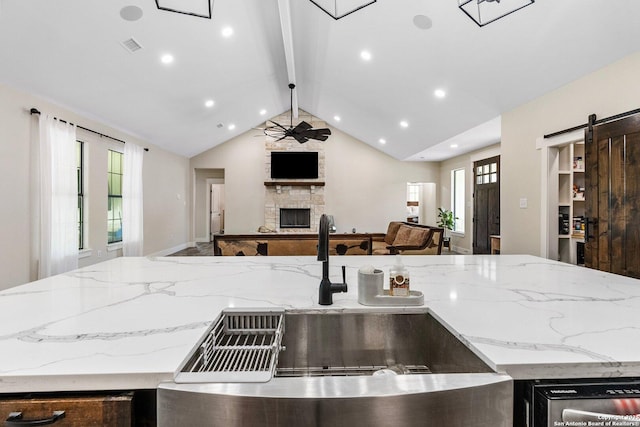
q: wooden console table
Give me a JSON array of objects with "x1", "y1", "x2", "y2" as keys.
[{"x1": 490, "y1": 235, "x2": 501, "y2": 254}]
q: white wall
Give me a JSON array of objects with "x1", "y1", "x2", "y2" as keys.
[
  {"x1": 501, "y1": 52, "x2": 640, "y2": 256},
  {"x1": 0, "y1": 83, "x2": 190, "y2": 290},
  {"x1": 190, "y1": 124, "x2": 439, "y2": 235}
]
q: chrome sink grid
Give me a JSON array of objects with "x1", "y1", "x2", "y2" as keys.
[
  {"x1": 275, "y1": 364, "x2": 431, "y2": 377},
  {"x1": 174, "y1": 308, "x2": 285, "y2": 383}
]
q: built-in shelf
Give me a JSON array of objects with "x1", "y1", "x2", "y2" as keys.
[
  {"x1": 264, "y1": 181, "x2": 325, "y2": 187},
  {"x1": 550, "y1": 139, "x2": 585, "y2": 265}
]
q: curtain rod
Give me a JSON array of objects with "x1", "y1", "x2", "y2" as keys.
[
  {"x1": 30, "y1": 108, "x2": 149, "y2": 152},
  {"x1": 543, "y1": 107, "x2": 640, "y2": 139}
]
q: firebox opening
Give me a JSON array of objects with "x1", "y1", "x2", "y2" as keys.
[{"x1": 280, "y1": 208, "x2": 311, "y2": 229}]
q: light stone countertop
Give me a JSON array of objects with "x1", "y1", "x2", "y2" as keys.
[{"x1": 1, "y1": 254, "x2": 639, "y2": 392}]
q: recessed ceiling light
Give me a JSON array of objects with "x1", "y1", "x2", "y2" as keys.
[
  {"x1": 120, "y1": 5, "x2": 143, "y2": 22},
  {"x1": 413, "y1": 14, "x2": 433, "y2": 30},
  {"x1": 221, "y1": 26, "x2": 234, "y2": 38},
  {"x1": 450, "y1": 144, "x2": 459, "y2": 148},
  {"x1": 379, "y1": 138, "x2": 386, "y2": 144},
  {"x1": 160, "y1": 54, "x2": 174, "y2": 65},
  {"x1": 205, "y1": 99, "x2": 214, "y2": 108},
  {"x1": 434, "y1": 89, "x2": 446, "y2": 98},
  {"x1": 259, "y1": 109, "x2": 267, "y2": 116},
  {"x1": 400, "y1": 120, "x2": 409, "y2": 128},
  {"x1": 334, "y1": 115, "x2": 341, "y2": 122},
  {"x1": 360, "y1": 50, "x2": 372, "y2": 61},
  {"x1": 228, "y1": 124, "x2": 236, "y2": 130}
]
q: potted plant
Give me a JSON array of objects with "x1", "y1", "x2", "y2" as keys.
[{"x1": 437, "y1": 208, "x2": 457, "y2": 249}]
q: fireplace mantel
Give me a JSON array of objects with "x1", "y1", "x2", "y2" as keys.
[{"x1": 264, "y1": 181, "x2": 325, "y2": 187}]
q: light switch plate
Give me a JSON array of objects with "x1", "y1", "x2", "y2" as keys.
[{"x1": 519, "y1": 198, "x2": 528, "y2": 209}]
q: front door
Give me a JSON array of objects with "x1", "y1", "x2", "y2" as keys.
[
  {"x1": 585, "y1": 114, "x2": 640, "y2": 277},
  {"x1": 473, "y1": 156, "x2": 500, "y2": 254}
]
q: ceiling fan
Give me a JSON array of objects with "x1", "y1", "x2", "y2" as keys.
[{"x1": 263, "y1": 84, "x2": 331, "y2": 143}]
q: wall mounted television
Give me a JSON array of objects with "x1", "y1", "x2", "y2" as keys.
[{"x1": 270, "y1": 151, "x2": 318, "y2": 179}]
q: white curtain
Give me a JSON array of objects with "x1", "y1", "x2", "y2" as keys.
[
  {"x1": 38, "y1": 114, "x2": 78, "y2": 278},
  {"x1": 123, "y1": 143, "x2": 144, "y2": 256}
]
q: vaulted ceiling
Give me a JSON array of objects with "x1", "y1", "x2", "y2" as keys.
[{"x1": 1, "y1": 0, "x2": 639, "y2": 160}]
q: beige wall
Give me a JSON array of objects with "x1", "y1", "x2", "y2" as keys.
[
  {"x1": 501, "y1": 52, "x2": 640, "y2": 256},
  {"x1": 0, "y1": 83, "x2": 190, "y2": 290},
  {"x1": 324, "y1": 128, "x2": 439, "y2": 233},
  {"x1": 190, "y1": 124, "x2": 439, "y2": 235}
]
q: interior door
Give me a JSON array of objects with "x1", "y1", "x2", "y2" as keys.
[
  {"x1": 585, "y1": 114, "x2": 640, "y2": 278},
  {"x1": 473, "y1": 156, "x2": 500, "y2": 254},
  {"x1": 210, "y1": 184, "x2": 225, "y2": 240}
]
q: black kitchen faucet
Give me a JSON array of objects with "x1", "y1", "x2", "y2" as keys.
[{"x1": 317, "y1": 214, "x2": 348, "y2": 305}]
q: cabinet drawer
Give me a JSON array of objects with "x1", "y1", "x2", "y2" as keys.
[{"x1": 0, "y1": 393, "x2": 132, "y2": 427}]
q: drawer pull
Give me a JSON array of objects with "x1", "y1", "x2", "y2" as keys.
[{"x1": 5, "y1": 410, "x2": 65, "y2": 426}]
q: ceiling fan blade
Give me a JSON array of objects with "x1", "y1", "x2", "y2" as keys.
[
  {"x1": 267, "y1": 120, "x2": 289, "y2": 131},
  {"x1": 292, "y1": 121, "x2": 312, "y2": 134},
  {"x1": 293, "y1": 133, "x2": 309, "y2": 143},
  {"x1": 301, "y1": 128, "x2": 331, "y2": 141}
]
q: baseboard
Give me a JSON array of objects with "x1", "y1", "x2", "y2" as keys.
[
  {"x1": 148, "y1": 242, "x2": 195, "y2": 257},
  {"x1": 195, "y1": 237, "x2": 210, "y2": 243}
]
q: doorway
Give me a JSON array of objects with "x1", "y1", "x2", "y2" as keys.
[
  {"x1": 194, "y1": 168, "x2": 224, "y2": 243},
  {"x1": 473, "y1": 156, "x2": 500, "y2": 254},
  {"x1": 406, "y1": 183, "x2": 437, "y2": 225},
  {"x1": 585, "y1": 114, "x2": 640, "y2": 278}
]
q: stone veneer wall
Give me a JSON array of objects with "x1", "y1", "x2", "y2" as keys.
[{"x1": 264, "y1": 110, "x2": 326, "y2": 233}]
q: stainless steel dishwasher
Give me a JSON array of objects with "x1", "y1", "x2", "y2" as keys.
[
  {"x1": 530, "y1": 381, "x2": 640, "y2": 426},
  {"x1": 158, "y1": 308, "x2": 513, "y2": 427}
]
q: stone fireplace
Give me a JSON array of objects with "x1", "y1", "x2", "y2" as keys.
[{"x1": 264, "y1": 110, "x2": 326, "y2": 233}]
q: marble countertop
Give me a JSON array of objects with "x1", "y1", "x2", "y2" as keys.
[{"x1": 1, "y1": 254, "x2": 640, "y2": 393}]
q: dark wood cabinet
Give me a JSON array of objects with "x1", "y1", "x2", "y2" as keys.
[
  {"x1": 0, "y1": 394, "x2": 132, "y2": 427},
  {"x1": 0, "y1": 391, "x2": 158, "y2": 427}
]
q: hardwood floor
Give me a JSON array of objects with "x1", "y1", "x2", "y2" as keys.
[{"x1": 168, "y1": 243, "x2": 215, "y2": 256}]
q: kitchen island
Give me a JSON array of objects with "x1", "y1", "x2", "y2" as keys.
[{"x1": 1, "y1": 255, "x2": 640, "y2": 424}]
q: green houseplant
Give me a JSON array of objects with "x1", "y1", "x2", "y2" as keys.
[{"x1": 437, "y1": 208, "x2": 457, "y2": 248}]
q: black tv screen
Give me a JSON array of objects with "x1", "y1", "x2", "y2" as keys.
[{"x1": 270, "y1": 151, "x2": 318, "y2": 179}]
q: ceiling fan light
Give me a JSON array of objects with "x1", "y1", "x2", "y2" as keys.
[{"x1": 458, "y1": 0, "x2": 534, "y2": 27}]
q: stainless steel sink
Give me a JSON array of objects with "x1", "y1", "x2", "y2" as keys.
[
  {"x1": 276, "y1": 310, "x2": 492, "y2": 377},
  {"x1": 158, "y1": 309, "x2": 513, "y2": 427}
]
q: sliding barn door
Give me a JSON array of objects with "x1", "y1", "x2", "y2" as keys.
[{"x1": 585, "y1": 114, "x2": 640, "y2": 278}]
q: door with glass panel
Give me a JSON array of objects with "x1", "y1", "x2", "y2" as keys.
[{"x1": 473, "y1": 156, "x2": 500, "y2": 254}]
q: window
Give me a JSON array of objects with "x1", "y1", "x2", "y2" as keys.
[
  {"x1": 407, "y1": 183, "x2": 420, "y2": 202},
  {"x1": 77, "y1": 141, "x2": 84, "y2": 250},
  {"x1": 476, "y1": 161, "x2": 498, "y2": 185},
  {"x1": 451, "y1": 168, "x2": 465, "y2": 233},
  {"x1": 107, "y1": 150, "x2": 123, "y2": 244}
]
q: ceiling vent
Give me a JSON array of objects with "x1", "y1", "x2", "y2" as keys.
[{"x1": 120, "y1": 37, "x2": 143, "y2": 53}]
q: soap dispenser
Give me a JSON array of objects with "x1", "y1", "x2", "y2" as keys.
[{"x1": 389, "y1": 255, "x2": 410, "y2": 297}]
